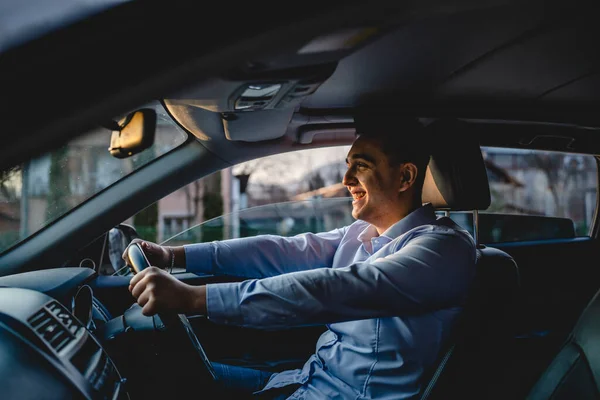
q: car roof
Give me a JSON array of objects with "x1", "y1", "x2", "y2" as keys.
[
  {"x1": 1, "y1": 0, "x2": 599, "y2": 172},
  {"x1": 0, "y1": 0, "x2": 125, "y2": 53}
]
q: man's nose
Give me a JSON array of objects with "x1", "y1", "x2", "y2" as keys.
[{"x1": 342, "y1": 168, "x2": 356, "y2": 186}]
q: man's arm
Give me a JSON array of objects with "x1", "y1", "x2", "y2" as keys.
[
  {"x1": 183, "y1": 227, "x2": 348, "y2": 278},
  {"x1": 199, "y1": 229, "x2": 476, "y2": 329}
]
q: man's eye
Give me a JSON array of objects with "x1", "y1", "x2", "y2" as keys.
[{"x1": 356, "y1": 163, "x2": 368, "y2": 169}]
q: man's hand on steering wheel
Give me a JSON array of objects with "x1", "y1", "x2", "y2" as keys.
[
  {"x1": 126, "y1": 268, "x2": 217, "y2": 387},
  {"x1": 122, "y1": 239, "x2": 171, "y2": 270},
  {"x1": 129, "y1": 267, "x2": 206, "y2": 316}
]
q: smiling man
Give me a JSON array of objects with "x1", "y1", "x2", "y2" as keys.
[{"x1": 127, "y1": 116, "x2": 476, "y2": 399}]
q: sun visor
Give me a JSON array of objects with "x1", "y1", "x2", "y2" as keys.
[
  {"x1": 222, "y1": 108, "x2": 295, "y2": 142},
  {"x1": 163, "y1": 101, "x2": 295, "y2": 142}
]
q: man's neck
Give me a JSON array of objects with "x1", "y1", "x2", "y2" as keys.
[{"x1": 373, "y1": 202, "x2": 422, "y2": 235}]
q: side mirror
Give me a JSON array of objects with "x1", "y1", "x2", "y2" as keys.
[
  {"x1": 106, "y1": 223, "x2": 141, "y2": 275},
  {"x1": 108, "y1": 109, "x2": 156, "y2": 159}
]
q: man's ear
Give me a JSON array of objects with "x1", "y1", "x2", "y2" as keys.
[{"x1": 398, "y1": 163, "x2": 418, "y2": 193}]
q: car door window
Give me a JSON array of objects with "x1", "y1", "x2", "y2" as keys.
[
  {"x1": 112, "y1": 145, "x2": 598, "y2": 275},
  {"x1": 448, "y1": 147, "x2": 598, "y2": 243},
  {"x1": 123, "y1": 146, "x2": 351, "y2": 245},
  {"x1": 106, "y1": 146, "x2": 351, "y2": 275},
  {"x1": 162, "y1": 197, "x2": 354, "y2": 246}
]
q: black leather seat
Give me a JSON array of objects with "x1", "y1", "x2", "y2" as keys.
[
  {"x1": 526, "y1": 289, "x2": 600, "y2": 400},
  {"x1": 419, "y1": 245, "x2": 520, "y2": 399},
  {"x1": 418, "y1": 120, "x2": 521, "y2": 399}
]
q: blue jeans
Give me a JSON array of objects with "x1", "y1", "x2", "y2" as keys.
[{"x1": 212, "y1": 362, "x2": 300, "y2": 399}]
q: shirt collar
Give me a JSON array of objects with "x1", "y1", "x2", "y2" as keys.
[
  {"x1": 357, "y1": 203, "x2": 438, "y2": 244},
  {"x1": 382, "y1": 203, "x2": 437, "y2": 239},
  {"x1": 357, "y1": 224, "x2": 379, "y2": 244}
]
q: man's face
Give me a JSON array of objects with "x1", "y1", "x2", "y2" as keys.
[{"x1": 343, "y1": 136, "x2": 406, "y2": 226}]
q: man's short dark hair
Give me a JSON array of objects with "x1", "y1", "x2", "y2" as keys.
[{"x1": 354, "y1": 112, "x2": 430, "y2": 194}]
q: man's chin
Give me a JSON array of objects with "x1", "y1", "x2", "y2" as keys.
[{"x1": 351, "y1": 205, "x2": 364, "y2": 220}]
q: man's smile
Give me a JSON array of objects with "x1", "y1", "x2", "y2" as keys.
[{"x1": 350, "y1": 189, "x2": 367, "y2": 205}]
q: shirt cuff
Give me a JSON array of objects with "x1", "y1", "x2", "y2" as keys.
[
  {"x1": 183, "y1": 243, "x2": 213, "y2": 275},
  {"x1": 206, "y1": 283, "x2": 244, "y2": 325}
]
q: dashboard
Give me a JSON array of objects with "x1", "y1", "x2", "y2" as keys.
[{"x1": 0, "y1": 268, "x2": 125, "y2": 400}]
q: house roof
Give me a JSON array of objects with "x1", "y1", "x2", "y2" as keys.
[{"x1": 292, "y1": 182, "x2": 348, "y2": 201}]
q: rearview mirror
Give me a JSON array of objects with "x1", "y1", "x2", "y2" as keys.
[{"x1": 108, "y1": 109, "x2": 156, "y2": 158}]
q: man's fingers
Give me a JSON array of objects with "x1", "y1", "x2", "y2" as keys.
[
  {"x1": 131, "y1": 279, "x2": 152, "y2": 299},
  {"x1": 130, "y1": 267, "x2": 163, "y2": 297},
  {"x1": 129, "y1": 266, "x2": 166, "y2": 316},
  {"x1": 129, "y1": 270, "x2": 146, "y2": 299},
  {"x1": 129, "y1": 266, "x2": 155, "y2": 288},
  {"x1": 137, "y1": 288, "x2": 151, "y2": 307},
  {"x1": 141, "y1": 241, "x2": 160, "y2": 255},
  {"x1": 142, "y1": 299, "x2": 157, "y2": 316}
]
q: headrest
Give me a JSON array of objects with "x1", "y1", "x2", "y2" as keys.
[{"x1": 422, "y1": 119, "x2": 491, "y2": 211}]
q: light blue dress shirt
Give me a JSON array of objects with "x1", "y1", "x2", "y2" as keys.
[{"x1": 184, "y1": 204, "x2": 476, "y2": 399}]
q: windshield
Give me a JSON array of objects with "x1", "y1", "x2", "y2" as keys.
[{"x1": 0, "y1": 102, "x2": 187, "y2": 254}]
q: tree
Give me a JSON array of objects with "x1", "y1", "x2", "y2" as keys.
[
  {"x1": 183, "y1": 180, "x2": 202, "y2": 222},
  {"x1": 528, "y1": 153, "x2": 566, "y2": 216},
  {"x1": 232, "y1": 152, "x2": 304, "y2": 193},
  {"x1": 202, "y1": 192, "x2": 223, "y2": 220},
  {"x1": 263, "y1": 183, "x2": 289, "y2": 203},
  {"x1": 202, "y1": 172, "x2": 223, "y2": 221},
  {"x1": 0, "y1": 165, "x2": 22, "y2": 250},
  {"x1": 131, "y1": 147, "x2": 159, "y2": 241},
  {"x1": 46, "y1": 146, "x2": 72, "y2": 221},
  {"x1": 308, "y1": 171, "x2": 326, "y2": 191},
  {"x1": 0, "y1": 165, "x2": 20, "y2": 201},
  {"x1": 201, "y1": 191, "x2": 223, "y2": 242},
  {"x1": 133, "y1": 203, "x2": 159, "y2": 242},
  {"x1": 334, "y1": 168, "x2": 344, "y2": 187}
]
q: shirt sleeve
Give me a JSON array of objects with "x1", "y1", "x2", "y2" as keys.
[
  {"x1": 205, "y1": 228, "x2": 476, "y2": 329},
  {"x1": 183, "y1": 227, "x2": 347, "y2": 279}
]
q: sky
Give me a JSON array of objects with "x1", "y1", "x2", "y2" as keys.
[{"x1": 233, "y1": 145, "x2": 351, "y2": 186}]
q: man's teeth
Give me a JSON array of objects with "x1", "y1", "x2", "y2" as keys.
[{"x1": 353, "y1": 192, "x2": 365, "y2": 199}]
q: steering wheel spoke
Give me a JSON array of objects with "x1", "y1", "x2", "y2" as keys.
[{"x1": 157, "y1": 312, "x2": 218, "y2": 382}]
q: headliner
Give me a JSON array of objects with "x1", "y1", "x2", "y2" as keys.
[
  {"x1": 2, "y1": 0, "x2": 600, "y2": 171},
  {"x1": 164, "y1": 0, "x2": 600, "y2": 157}
]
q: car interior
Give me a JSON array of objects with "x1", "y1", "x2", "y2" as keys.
[{"x1": 2, "y1": 0, "x2": 600, "y2": 399}]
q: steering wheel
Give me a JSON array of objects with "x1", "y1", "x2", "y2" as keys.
[{"x1": 125, "y1": 243, "x2": 218, "y2": 385}]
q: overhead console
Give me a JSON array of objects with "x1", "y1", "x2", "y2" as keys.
[
  {"x1": 164, "y1": 63, "x2": 338, "y2": 142},
  {"x1": 166, "y1": 62, "x2": 336, "y2": 110},
  {"x1": 227, "y1": 63, "x2": 337, "y2": 113}
]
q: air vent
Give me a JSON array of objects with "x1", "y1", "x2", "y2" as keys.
[{"x1": 29, "y1": 301, "x2": 81, "y2": 353}]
